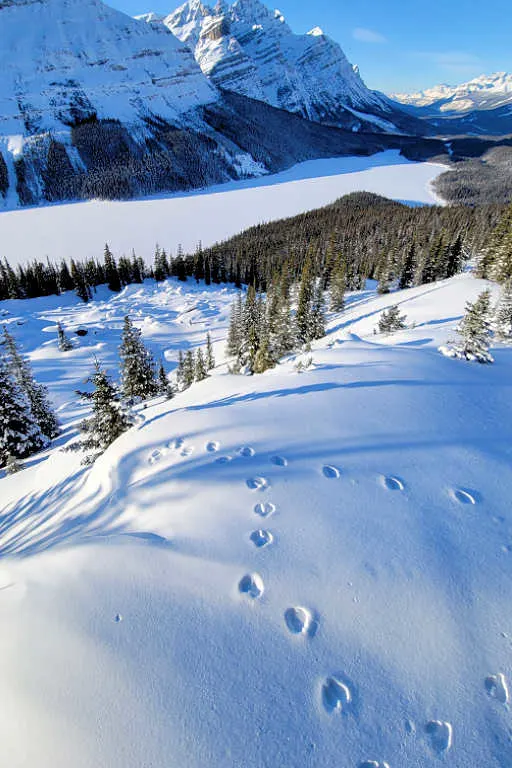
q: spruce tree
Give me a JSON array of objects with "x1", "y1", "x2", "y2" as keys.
[
  {"x1": 378, "y1": 305, "x2": 407, "y2": 334},
  {"x1": 195, "y1": 348, "x2": 208, "y2": 381},
  {"x1": 296, "y1": 258, "x2": 314, "y2": 344},
  {"x1": 3, "y1": 328, "x2": 60, "y2": 440},
  {"x1": 71, "y1": 260, "x2": 90, "y2": 303},
  {"x1": 0, "y1": 355, "x2": 46, "y2": 466},
  {"x1": 206, "y1": 333, "x2": 215, "y2": 370},
  {"x1": 182, "y1": 350, "x2": 195, "y2": 389},
  {"x1": 449, "y1": 290, "x2": 493, "y2": 363},
  {"x1": 377, "y1": 254, "x2": 393, "y2": 294},
  {"x1": 253, "y1": 337, "x2": 275, "y2": 374},
  {"x1": 399, "y1": 244, "x2": 416, "y2": 290},
  {"x1": 311, "y1": 283, "x2": 326, "y2": 340},
  {"x1": 446, "y1": 234, "x2": 464, "y2": 278},
  {"x1": 330, "y1": 261, "x2": 346, "y2": 311},
  {"x1": 104, "y1": 244, "x2": 121, "y2": 293},
  {"x1": 75, "y1": 361, "x2": 134, "y2": 464},
  {"x1": 157, "y1": 361, "x2": 174, "y2": 399},
  {"x1": 226, "y1": 293, "x2": 243, "y2": 358},
  {"x1": 119, "y1": 316, "x2": 158, "y2": 401},
  {"x1": 495, "y1": 279, "x2": 512, "y2": 339},
  {"x1": 176, "y1": 350, "x2": 186, "y2": 391},
  {"x1": 57, "y1": 322, "x2": 73, "y2": 352}
]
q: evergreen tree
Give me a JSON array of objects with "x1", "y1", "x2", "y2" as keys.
[
  {"x1": 75, "y1": 361, "x2": 134, "y2": 464},
  {"x1": 310, "y1": 283, "x2": 326, "y2": 340},
  {"x1": 176, "y1": 350, "x2": 185, "y2": 391},
  {"x1": 71, "y1": 260, "x2": 90, "y2": 303},
  {"x1": 3, "y1": 328, "x2": 60, "y2": 440},
  {"x1": 296, "y1": 257, "x2": 314, "y2": 344},
  {"x1": 448, "y1": 290, "x2": 493, "y2": 363},
  {"x1": 269, "y1": 274, "x2": 296, "y2": 360},
  {"x1": 399, "y1": 243, "x2": 416, "y2": 290},
  {"x1": 226, "y1": 293, "x2": 243, "y2": 358},
  {"x1": 241, "y1": 285, "x2": 261, "y2": 373},
  {"x1": 157, "y1": 360, "x2": 174, "y2": 399},
  {"x1": 195, "y1": 348, "x2": 208, "y2": 381},
  {"x1": 378, "y1": 305, "x2": 407, "y2": 334},
  {"x1": 479, "y1": 205, "x2": 512, "y2": 280},
  {"x1": 119, "y1": 316, "x2": 158, "y2": 401},
  {"x1": 377, "y1": 254, "x2": 394, "y2": 295},
  {"x1": 495, "y1": 279, "x2": 512, "y2": 339},
  {"x1": 446, "y1": 234, "x2": 464, "y2": 278},
  {"x1": 206, "y1": 333, "x2": 215, "y2": 370},
  {"x1": 182, "y1": 350, "x2": 195, "y2": 388},
  {"x1": 5, "y1": 453, "x2": 22, "y2": 475},
  {"x1": 131, "y1": 251, "x2": 143, "y2": 284},
  {"x1": 253, "y1": 337, "x2": 275, "y2": 374},
  {"x1": 104, "y1": 244, "x2": 121, "y2": 293},
  {"x1": 330, "y1": 260, "x2": 346, "y2": 311},
  {"x1": 57, "y1": 322, "x2": 73, "y2": 352},
  {"x1": 0, "y1": 354, "x2": 46, "y2": 466}
]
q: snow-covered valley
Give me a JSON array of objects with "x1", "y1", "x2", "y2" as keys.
[
  {"x1": 1, "y1": 270, "x2": 511, "y2": 767},
  {"x1": 0, "y1": 152, "x2": 446, "y2": 266}
]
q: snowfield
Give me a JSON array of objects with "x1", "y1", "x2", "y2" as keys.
[
  {"x1": 0, "y1": 151, "x2": 446, "y2": 266},
  {"x1": 1, "y1": 271, "x2": 511, "y2": 768}
]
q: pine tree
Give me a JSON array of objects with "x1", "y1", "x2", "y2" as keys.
[
  {"x1": 311, "y1": 283, "x2": 326, "y2": 340},
  {"x1": 378, "y1": 305, "x2": 407, "y2": 334},
  {"x1": 269, "y1": 274, "x2": 296, "y2": 360},
  {"x1": 3, "y1": 328, "x2": 60, "y2": 440},
  {"x1": 71, "y1": 260, "x2": 90, "y2": 303},
  {"x1": 206, "y1": 333, "x2": 215, "y2": 370},
  {"x1": 104, "y1": 244, "x2": 121, "y2": 293},
  {"x1": 195, "y1": 348, "x2": 208, "y2": 381},
  {"x1": 253, "y1": 337, "x2": 275, "y2": 374},
  {"x1": 495, "y1": 279, "x2": 512, "y2": 339},
  {"x1": 241, "y1": 285, "x2": 261, "y2": 373},
  {"x1": 330, "y1": 260, "x2": 346, "y2": 311},
  {"x1": 449, "y1": 290, "x2": 493, "y2": 363},
  {"x1": 399, "y1": 244, "x2": 416, "y2": 290},
  {"x1": 157, "y1": 360, "x2": 174, "y2": 399},
  {"x1": 226, "y1": 293, "x2": 243, "y2": 358},
  {"x1": 182, "y1": 350, "x2": 195, "y2": 388},
  {"x1": 176, "y1": 350, "x2": 185, "y2": 391},
  {"x1": 57, "y1": 322, "x2": 73, "y2": 352},
  {"x1": 119, "y1": 316, "x2": 158, "y2": 401},
  {"x1": 446, "y1": 234, "x2": 464, "y2": 278},
  {"x1": 478, "y1": 205, "x2": 512, "y2": 280},
  {"x1": 0, "y1": 355, "x2": 46, "y2": 466},
  {"x1": 296, "y1": 257, "x2": 314, "y2": 344},
  {"x1": 75, "y1": 361, "x2": 134, "y2": 464},
  {"x1": 377, "y1": 254, "x2": 394, "y2": 294}
]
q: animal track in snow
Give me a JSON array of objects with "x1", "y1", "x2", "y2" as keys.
[
  {"x1": 246, "y1": 476, "x2": 269, "y2": 491},
  {"x1": 238, "y1": 573, "x2": 264, "y2": 599},
  {"x1": 425, "y1": 720, "x2": 453, "y2": 753},
  {"x1": 383, "y1": 476, "x2": 404, "y2": 491},
  {"x1": 360, "y1": 762, "x2": 390, "y2": 768},
  {"x1": 114, "y1": 614, "x2": 123, "y2": 623},
  {"x1": 254, "y1": 502, "x2": 276, "y2": 518},
  {"x1": 284, "y1": 607, "x2": 315, "y2": 636},
  {"x1": 148, "y1": 448, "x2": 164, "y2": 465},
  {"x1": 270, "y1": 455, "x2": 288, "y2": 467},
  {"x1": 216, "y1": 455, "x2": 232, "y2": 464},
  {"x1": 322, "y1": 676, "x2": 352, "y2": 714},
  {"x1": 239, "y1": 446, "x2": 255, "y2": 458},
  {"x1": 250, "y1": 529, "x2": 273, "y2": 548},
  {"x1": 485, "y1": 673, "x2": 509, "y2": 704},
  {"x1": 206, "y1": 441, "x2": 220, "y2": 453},
  {"x1": 168, "y1": 437, "x2": 185, "y2": 451},
  {"x1": 181, "y1": 446, "x2": 194, "y2": 457},
  {"x1": 322, "y1": 465, "x2": 341, "y2": 479},
  {"x1": 452, "y1": 489, "x2": 476, "y2": 505}
]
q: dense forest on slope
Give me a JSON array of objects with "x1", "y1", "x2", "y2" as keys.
[{"x1": 434, "y1": 145, "x2": 512, "y2": 205}]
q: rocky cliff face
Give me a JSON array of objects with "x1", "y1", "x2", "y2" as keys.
[{"x1": 163, "y1": 0, "x2": 414, "y2": 133}]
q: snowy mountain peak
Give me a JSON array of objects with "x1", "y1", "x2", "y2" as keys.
[
  {"x1": 391, "y1": 72, "x2": 512, "y2": 111},
  {"x1": 164, "y1": 0, "x2": 410, "y2": 132}
]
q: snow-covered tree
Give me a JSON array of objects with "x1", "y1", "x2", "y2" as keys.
[
  {"x1": 195, "y1": 348, "x2": 208, "y2": 381},
  {"x1": 330, "y1": 261, "x2": 346, "y2": 311},
  {"x1": 57, "y1": 322, "x2": 73, "y2": 352},
  {"x1": 226, "y1": 293, "x2": 243, "y2": 359},
  {"x1": 182, "y1": 350, "x2": 195, "y2": 389},
  {"x1": 399, "y1": 244, "x2": 416, "y2": 290},
  {"x1": 206, "y1": 333, "x2": 215, "y2": 370},
  {"x1": 378, "y1": 305, "x2": 407, "y2": 334},
  {"x1": 157, "y1": 360, "x2": 174, "y2": 399},
  {"x1": 75, "y1": 361, "x2": 134, "y2": 464},
  {"x1": 444, "y1": 290, "x2": 494, "y2": 363},
  {"x1": 0, "y1": 355, "x2": 46, "y2": 467},
  {"x1": 119, "y1": 316, "x2": 158, "y2": 401},
  {"x1": 495, "y1": 279, "x2": 512, "y2": 340},
  {"x1": 3, "y1": 327, "x2": 60, "y2": 440},
  {"x1": 296, "y1": 257, "x2": 314, "y2": 344},
  {"x1": 176, "y1": 350, "x2": 185, "y2": 391},
  {"x1": 310, "y1": 283, "x2": 326, "y2": 340}
]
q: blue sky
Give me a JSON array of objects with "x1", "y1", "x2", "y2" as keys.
[{"x1": 109, "y1": 0, "x2": 511, "y2": 92}]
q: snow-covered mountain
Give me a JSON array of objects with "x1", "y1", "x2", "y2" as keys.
[
  {"x1": 392, "y1": 73, "x2": 512, "y2": 112},
  {"x1": 159, "y1": 0, "x2": 419, "y2": 134},
  {"x1": 390, "y1": 73, "x2": 512, "y2": 136}
]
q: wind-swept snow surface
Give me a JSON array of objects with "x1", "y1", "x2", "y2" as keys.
[
  {"x1": 0, "y1": 152, "x2": 446, "y2": 265},
  {"x1": 0, "y1": 272, "x2": 511, "y2": 767}
]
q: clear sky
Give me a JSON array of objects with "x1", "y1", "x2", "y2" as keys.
[{"x1": 108, "y1": 0, "x2": 512, "y2": 93}]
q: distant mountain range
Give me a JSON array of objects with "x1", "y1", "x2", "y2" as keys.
[
  {"x1": 0, "y1": 0, "x2": 509, "y2": 211},
  {"x1": 391, "y1": 73, "x2": 512, "y2": 136}
]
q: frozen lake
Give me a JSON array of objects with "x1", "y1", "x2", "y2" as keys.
[{"x1": 0, "y1": 150, "x2": 446, "y2": 265}]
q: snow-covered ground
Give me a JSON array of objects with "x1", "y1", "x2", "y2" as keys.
[
  {"x1": 0, "y1": 151, "x2": 446, "y2": 266},
  {"x1": 1, "y1": 271, "x2": 511, "y2": 767}
]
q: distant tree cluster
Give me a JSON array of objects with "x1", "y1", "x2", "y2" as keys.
[
  {"x1": 175, "y1": 333, "x2": 216, "y2": 390},
  {"x1": 0, "y1": 327, "x2": 59, "y2": 472},
  {"x1": 478, "y1": 203, "x2": 512, "y2": 283}
]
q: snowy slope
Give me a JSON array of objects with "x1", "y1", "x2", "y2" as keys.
[
  {"x1": 161, "y1": 0, "x2": 416, "y2": 133},
  {"x1": 1, "y1": 272, "x2": 512, "y2": 767}
]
